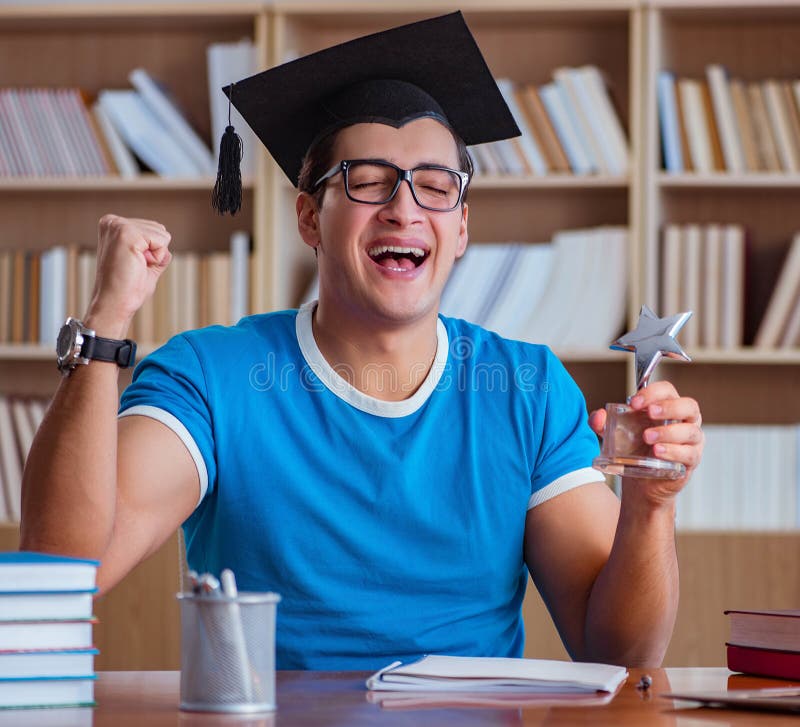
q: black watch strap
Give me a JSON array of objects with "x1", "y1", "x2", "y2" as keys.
[{"x1": 82, "y1": 334, "x2": 137, "y2": 368}]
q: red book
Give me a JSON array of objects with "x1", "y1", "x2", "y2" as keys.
[{"x1": 727, "y1": 643, "x2": 800, "y2": 681}]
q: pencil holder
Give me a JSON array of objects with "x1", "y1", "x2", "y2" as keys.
[{"x1": 178, "y1": 591, "x2": 281, "y2": 713}]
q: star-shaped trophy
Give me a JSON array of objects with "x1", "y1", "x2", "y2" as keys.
[{"x1": 592, "y1": 305, "x2": 692, "y2": 480}]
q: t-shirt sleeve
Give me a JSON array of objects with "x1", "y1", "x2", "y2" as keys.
[
  {"x1": 118, "y1": 333, "x2": 215, "y2": 508},
  {"x1": 528, "y1": 349, "x2": 603, "y2": 509}
]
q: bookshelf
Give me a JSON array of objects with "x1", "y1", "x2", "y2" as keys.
[
  {"x1": 0, "y1": 2, "x2": 269, "y2": 393},
  {"x1": 0, "y1": 0, "x2": 797, "y2": 669},
  {"x1": 642, "y1": 2, "x2": 800, "y2": 421}
]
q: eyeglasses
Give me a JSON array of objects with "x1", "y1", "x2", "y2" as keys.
[{"x1": 313, "y1": 159, "x2": 470, "y2": 212}]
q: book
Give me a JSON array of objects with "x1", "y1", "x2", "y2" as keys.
[
  {"x1": 729, "y1": 78, "x2": 761, "y2": 172},
  {"x1": 0, "y1": 618, "x2": 96, "y2": 651},
  {"x1": 727, "y1": 644, "x2": 800, "y2": 681},
  {"x1": 779, "y1": 290, "x2": 800, "y2": 347},
  {"x1": 539, "y1": 82, "x2": 593, "y2": 174},
  {"x1": 0, "y1": 592, "x2": 95, "y2": 622},
  {"x1": 720, "y1": 224, "x2": 745, "y2": 349},
  {"x1": 657, "y1": 71, "x2": 683, "y2": 172},
  {"x1": 0, "y1": 675, "x2": 95, "y2": 709},
  {"x1": 782, "y1": 81, "x2": 800, "y2": 169},
  {"x1": 496, "y1": 79, "x2": 547, "y2": 176},
  {"x1": 701, "y1": 223, "x2": 722, "y2": 348},
  {"x1": 754, "y1": 233, "x2": 800, "y2": 348},
  {"x1": 748, "y1": 81, "x2": 782, "y2": 172},
  {"x1": 230, "y1": 231, "x2": 250, "y2": 324},
  {"x1": 763, "y1": 79, "x2": 800, "y2": 173},
  {"x1": 576, "y1": 65, "x2": 629, "y2": 175},
  {"x1": 726, "y1": 609, "x2": 800, "y2": 652},
  {"x1": 701, "y1": 79, "x2": 726, "y2": 171},
  {"x1": 91, "y1": 101, "x2": 138, "y2": 178},
  {"x1": 661, "y1": 224, "x2": 683, "y2": 316},
  {"x1": 97, "y1": 90, "x2": 199, "y2": 177},
  {"x1": 129, "y1": 68, "x2": 215, "y2": 175},
  {"x1": 553, "y1": 67, "x2": 608, "y2": 174},
  {"x1": 207, "y1": 40, "x2": 259, "y2": 178},
  {"x1": 0, "y1": 647, "x2": 97, "y2": 679},
  {"x1": 366, "y1": 655, "x2": 628, "y2": 694},
  {"x1": 678, "y1": 79, "x2": 713, "y2": 173},
  {"x1": 0, "y1": 552, "x2": 98, "y2": 593},
  {"x1": 518, "y1": 84, "x2": 571, "y2": 173},
  {"x1": 0, "y1": 398, "x2": 18, "y2": 522},
  {"x1": 705, "y1": 64, "x2": 744, "y2": 173},
  {"x1": 680, "y1": 223, "x2": 702, "y2": 347}
]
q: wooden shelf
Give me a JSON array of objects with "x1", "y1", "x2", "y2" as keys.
[
  {"x1": 0, "y1": 344, "x2": 160, "y2": 362},
  {"x1": 273, "y1": 1, "x2": 636, "y2": 20},
  {"x1": 658, "y1": 173, "x2": 800, "y2": 188},
  {"x1": 472, "y1": 174, "x2": 629, "y2": 189},
  {"x1": 0, "y1": 177, "x2": 255, "y2": 192},
  {"x1": 687, "y1": 348, "x2": 800, "y2": 364}
]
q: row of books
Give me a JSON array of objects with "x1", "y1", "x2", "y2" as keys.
[
  {"x1": 0, "y1": 230, "x2": 251, "y2": 347},
  {"x1": 0, "y1": 396, "x2": 44, "y2": 523},
  {"x1": 660, "y1": 223, "x2": 745, "y2": 349},
  {"x1": 475, "y1": 68, "x2": 628, "y2": 177},
  {"x1": 129, "y1": 232, "x2": 251, "y2": 345},
  {"x1": 675, "y1": 424, "x2": 800, "y2": 531},
  {"x1": 303, "y1": 226, "x2": 628, "y2": 350},
  {"x1": 0, "y1": 40, "x2": 258, "y2": 179},
  {"x1": 659, "y1": 66, "x2": 800, "y2": 174},
  {"x1": 0, "y1": 552, "x2": 98, "y2": 709},
  {"x1": 440, "y1": 227, "x2": 628, "y2": 348}
]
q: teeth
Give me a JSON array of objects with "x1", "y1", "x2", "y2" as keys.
[{"x1": 368, "y1": 245, "x2": 426, "y2": 258}]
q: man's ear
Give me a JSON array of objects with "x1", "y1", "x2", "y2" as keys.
[
  {"x1": 455, "y1": 202, "x2": 469, "y2": 259},
  {"x1": 297, "y1": 192, "x2": 321, "y2": 250}
]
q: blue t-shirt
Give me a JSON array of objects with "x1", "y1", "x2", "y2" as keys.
[{"x1": 119, "y1": 302, "x2": 601, "y2": 669}]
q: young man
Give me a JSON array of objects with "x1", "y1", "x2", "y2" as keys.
[{"x1": 21, "y1": 14, "x2": 703, "y2": 670}]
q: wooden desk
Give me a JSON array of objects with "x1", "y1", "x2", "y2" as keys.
[{"x1": 18, "y1": 668, "x2": 796, "y2": 726}]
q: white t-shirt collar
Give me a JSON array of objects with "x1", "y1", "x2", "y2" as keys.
[{"x1": 295, "y1": 300, "x2": 449, "y2": 418}]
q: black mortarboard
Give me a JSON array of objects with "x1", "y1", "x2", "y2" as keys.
[{"x1": 211, "y1": 11, "x2": 520, "y2": 214}]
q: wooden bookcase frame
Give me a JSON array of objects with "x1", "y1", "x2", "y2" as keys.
[{"x1": 0, "y1": 0, "x2": 797, "y2": 670}]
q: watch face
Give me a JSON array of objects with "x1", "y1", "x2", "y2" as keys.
[{"x1": 56, "y1": 324, "x2": 74, "y2": 359}]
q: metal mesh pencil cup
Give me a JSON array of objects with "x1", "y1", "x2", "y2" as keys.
[{"x1": 178, "y1": 591, "x2": 281, "y2": 713}]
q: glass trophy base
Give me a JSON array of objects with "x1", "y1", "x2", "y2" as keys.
[
  {"x1": 592, "y1": 402, "x2": 687, "y2": 480},
  {"x1": 592, "y1": 454, "x2": 686, "y2": 480}
]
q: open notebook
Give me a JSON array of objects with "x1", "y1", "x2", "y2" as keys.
[{"x1": 366, "y1": 655, "x2": 628, "y2": 694}]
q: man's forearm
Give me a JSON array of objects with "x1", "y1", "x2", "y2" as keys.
[
  {"x1": 20, "y1": 354, "x2": 122, "y2": 559},
  {"x1": 582, "y1": 484, "x2": 679, "y2": 667}
]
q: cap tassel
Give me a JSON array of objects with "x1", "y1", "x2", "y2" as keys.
[{"x1": 212, "y1": 83, "x2": 243, "y2": 216}]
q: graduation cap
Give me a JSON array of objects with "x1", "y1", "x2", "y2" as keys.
[{"x1": 211, "y1": 11, "x2": 520, "y2": 215}]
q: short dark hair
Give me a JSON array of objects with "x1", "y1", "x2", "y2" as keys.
[{"x1": 296, "y1": 122, "x2": 474, "y2": 208}]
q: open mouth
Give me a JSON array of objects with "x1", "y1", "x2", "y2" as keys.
[{"x1": 367, "y1": 244, "x2": 429, "y2": 272}]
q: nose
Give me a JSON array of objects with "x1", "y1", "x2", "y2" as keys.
[{"x1": 377, "y1": 177, "x2": 425, "y2": 226}]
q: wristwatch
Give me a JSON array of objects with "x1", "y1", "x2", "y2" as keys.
[{"x1": 56, "y1": 317, "x2": 137, "y2": 375}]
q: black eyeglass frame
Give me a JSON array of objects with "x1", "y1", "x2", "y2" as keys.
[{"x1": 312, "y1": 158, "x2": 471, "y2": 212}]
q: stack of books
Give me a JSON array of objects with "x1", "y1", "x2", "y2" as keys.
[
  {"x1": 0, "y1": 552, "x2": 99, "y2": 709},
  {"x1": 726, "y1": 609, "x2": 800, "y2": 680}
]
